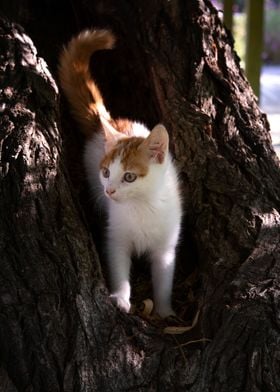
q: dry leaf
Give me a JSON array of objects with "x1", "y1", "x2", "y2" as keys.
[
  {"x1": 163, "y1": 309, "x2": 200, "y2": 334},
  {"x1": 141, "y1": 298, "x2": 154, "y2": 316}
]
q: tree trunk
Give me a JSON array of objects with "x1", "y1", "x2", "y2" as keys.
[{"x1": 1, "y1": 1, "x2": 280, "y2": 391}]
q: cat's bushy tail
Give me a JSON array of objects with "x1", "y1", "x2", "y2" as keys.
[{"x1": 59, "y1": 29, "x2": 115, "y2": 137}]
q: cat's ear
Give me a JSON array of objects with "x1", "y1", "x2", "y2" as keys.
[
  {"x1": 142, "y1": 124, "x2": 169, "y2": 163},
  {"x1": 100, "y1": 116, "x2": 123, "y2": 152}
]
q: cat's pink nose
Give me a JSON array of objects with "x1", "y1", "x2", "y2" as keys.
[{"x1": 106, "y1": 187, "x2": 116, "y2": 196}]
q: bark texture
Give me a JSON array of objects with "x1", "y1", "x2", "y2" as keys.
[{"x1": 1, "y1": 1, "x2": 280, "y2": 391}]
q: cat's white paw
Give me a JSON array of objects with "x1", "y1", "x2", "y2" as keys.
[
  {"x1": 156, "y1": 306, "x2": 176, "y2": 319},
  {"x1": 110, "y1": 293, "x2": 131, "y2": 313}
]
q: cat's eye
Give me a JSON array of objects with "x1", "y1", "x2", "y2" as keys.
[
  {"x1": 102, "y1": 167, "x2": 110, "y2": 178},
  {"x1": 123, "y1": 172, "x2": 137, "y2": 183}
]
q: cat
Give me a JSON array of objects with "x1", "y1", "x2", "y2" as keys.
[{"x1": 59, "y1": 29, "x2": 182, "y2": 318}]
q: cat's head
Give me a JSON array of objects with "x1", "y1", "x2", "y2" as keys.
[{"x1": 99, "y1": 123, "x2": 169, "y2": 203}]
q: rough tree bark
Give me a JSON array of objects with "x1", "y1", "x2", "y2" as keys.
[{"x1": 1, "y1": 1, "x2": 280, "y2": 391}]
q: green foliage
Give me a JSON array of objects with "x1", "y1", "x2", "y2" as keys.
[
  {"x1": 264, "y1": 8, "x2": 280, "y2": 63},
  {"x1": 232, "y1": 8, "x2": 280, "y2": 66},
  {"x1": 233, "y1": 13, "x2": 246, "y2": 68}
]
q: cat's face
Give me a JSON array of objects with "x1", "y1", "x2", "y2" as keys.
[{"x1": 99, "y1": 124, "x2": 169, "y2": 203}]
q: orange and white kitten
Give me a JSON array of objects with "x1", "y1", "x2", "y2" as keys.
[{"x1": 59, "y1": 30, "x2": 182, "y2": 317}]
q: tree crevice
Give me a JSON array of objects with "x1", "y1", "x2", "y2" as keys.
[{"x1": 1, "y1": 1, "x2": 280, "y2": 391}]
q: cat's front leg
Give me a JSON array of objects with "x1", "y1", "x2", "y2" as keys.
[
  {"x1": 108, "y1": 241, "x2": 131, "y2": 313},
  {"x1": 151, "y1": 247, "x2": 176, "y2": 318}
]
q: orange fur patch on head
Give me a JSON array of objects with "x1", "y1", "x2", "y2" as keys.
[{"x1": 100, "y1": 137, "x2": 149, "y2": 177}]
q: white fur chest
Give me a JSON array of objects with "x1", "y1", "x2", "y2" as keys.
[{"x1": 108, "y1": 192, "x2": 181, "y2": 256}]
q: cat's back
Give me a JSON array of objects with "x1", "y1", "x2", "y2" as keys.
[{"x1": 84, "y1": 133, "x2": 107, "y2": 207}]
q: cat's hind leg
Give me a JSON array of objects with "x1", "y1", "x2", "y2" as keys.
[{"x1": 151, "y1": 247, "x2": 176, "y2": 318}]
